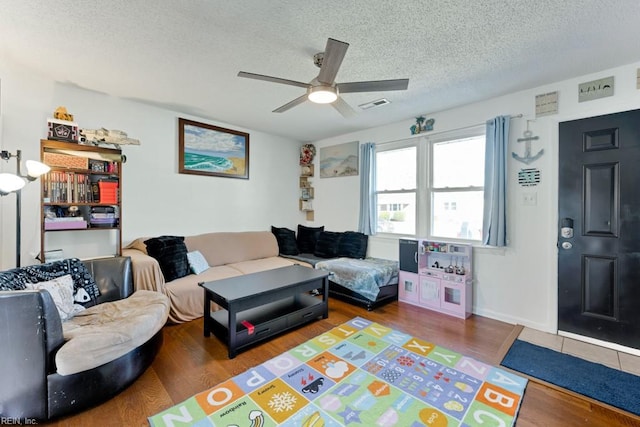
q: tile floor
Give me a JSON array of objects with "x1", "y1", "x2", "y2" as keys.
[{"x1": 518, "y1": 327, "x2": 640, "y2": 376}]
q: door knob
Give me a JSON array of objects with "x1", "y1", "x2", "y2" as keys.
[{"x1": 561, "y1": 241, "x2": 572, "y2": 250}]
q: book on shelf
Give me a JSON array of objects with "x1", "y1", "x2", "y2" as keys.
[{"x1": 44, "y1": 171, "x2": 94, "y2": 203}]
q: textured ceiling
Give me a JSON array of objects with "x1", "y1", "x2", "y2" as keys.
[{"x1": 1, "y1": 1, "x2": 639, "y2": 142}]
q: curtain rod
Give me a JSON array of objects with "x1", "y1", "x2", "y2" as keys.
[{"x1": 376, "y1": 114, "x2": 523, "y2": 147}]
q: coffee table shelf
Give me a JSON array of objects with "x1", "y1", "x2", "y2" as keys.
[
  {"x1": 200, "y1": 265, "x2": 329, "y2": 358},
  {"x1": 209, "y1": 294, "x2": 324, "y2": 351}
]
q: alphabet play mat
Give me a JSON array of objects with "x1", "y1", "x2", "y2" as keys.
[{"x1": 149, "y1": 317, "x2": 527, "y2": 426}]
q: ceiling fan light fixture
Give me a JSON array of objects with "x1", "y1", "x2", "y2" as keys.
[{"x1": 307, "y1": 86, "x2": 338, "y2": 104}]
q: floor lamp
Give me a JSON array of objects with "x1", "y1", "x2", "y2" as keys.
[{"x1": 0, "y1": 150, "x2": 50, "y2": 267}]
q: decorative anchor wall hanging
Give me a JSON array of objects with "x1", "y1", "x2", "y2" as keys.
[{"x1": 512, "y1": 121, "x2": 543, "y2": 164}]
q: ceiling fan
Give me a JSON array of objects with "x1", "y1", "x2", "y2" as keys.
[{"x1": 237, "y1": 38, "x2": 409, "y2": 118}]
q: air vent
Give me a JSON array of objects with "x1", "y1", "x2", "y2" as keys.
[{"x1": 358, "y1": 98, "x2": 390, "y2": 110}]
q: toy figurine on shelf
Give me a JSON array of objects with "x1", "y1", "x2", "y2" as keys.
[{"x1": 53, "y1": 106, "x2": 74, "y2": 121}]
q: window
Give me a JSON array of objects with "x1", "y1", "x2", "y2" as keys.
[
  {"x1": 374, "y1": 130, "x2": 485, "y2": 241},
  {"x1": 375, "y1": 146, "x2": 416, "y2": 234},
  {"x1": 431, "y1": 135, "x2": 485, "y2": 240}
]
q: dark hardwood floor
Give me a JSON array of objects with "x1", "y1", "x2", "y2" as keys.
[{"x1": 47, "y1": 298, "x2": 640, "y2": 426}]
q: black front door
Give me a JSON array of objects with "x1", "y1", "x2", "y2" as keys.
[{"x1": 558, "y1": 109, "x2": 640, "y2": 349}]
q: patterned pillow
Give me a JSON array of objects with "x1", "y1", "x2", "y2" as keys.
[
  {"x1": 297, "y1": 225, "x2": 324, "y2": 253},
  {"x1": 26, "y1": 274, "x2": 85, "y2": 321},
  {"x1": 187, "y1": 250, "x2": 210, "y2": 275},
  {"x1": 314, "y1": 231, "x2": 343, "y2": 258},
  {"x1": 144, "y1": 236, "x2": 190, "y2": 282},
  {"x1": 338, "y1": 231, "x2": 368, "y2": 259},
  {"x1": 271, "y1": 226, "x2": 299, "y2": 255}
]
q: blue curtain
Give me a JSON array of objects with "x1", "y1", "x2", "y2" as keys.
[
  {"x1": 358, "y1": 142, "x2": 377, "y2": 235},
  {"x1": 483, "y1": 115, "x2": 510, "y2": 246}
]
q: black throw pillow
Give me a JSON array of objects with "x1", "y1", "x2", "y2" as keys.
[
  {"x1": 144, "y1": 236, "x2": 190, "y2": 282},
  {"x1": 338, "y1": 231, "x2": 369, "y2": 259},
  {"x1": 271, "y1": 226, "x2": 299, "y2": 255},
  {"x1": 297, "y1": 224, "x2": 324, "y2": 254},
  {"x1": 314, "y1": 231, "x2": 343, "y2": 258}
]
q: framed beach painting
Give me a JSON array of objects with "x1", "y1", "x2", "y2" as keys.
[
  {"x1": 319, "y1": 141, "x2": 359, "y2": 178},
  {"x1": 178, "y1": 118, "x2": 249, "y2": 179}
]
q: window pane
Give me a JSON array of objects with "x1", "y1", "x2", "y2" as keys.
[
  {"x1": 432, "y1": 191, "x2": 483, "y2": 240},
  {"x1": 433, "y1": 136, "x2": 485, "y2": 188},
  {"x1": 377, "y1": 192, "x2": 415, "y2": 234},
  {"x1": 376, "y1": 147, "x2": 416, "y2": 191}
]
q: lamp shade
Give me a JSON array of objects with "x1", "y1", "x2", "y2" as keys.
[
  {"x1": 308, "y1": 86, "x2": 338, "y2": 104},
  {"x1": 0, "y1": 173, "x2": 26, "y2": 195},
  {"x1": 25, "y1": 160, "x2": 51, "y2": 179}
]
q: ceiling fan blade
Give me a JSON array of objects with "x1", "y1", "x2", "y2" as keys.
[
  {"x1": 237, "y1": 71, "x2": 309, "y2": 89},
  {"x1": 332, "y1": 97, "x2": 357, "y2": 118},
  {"x1": 273, "y1": 94, "x2": 308, "y2": 113},
  {"x1": 317, "y1": 38, "x2": 349, "y2": 85},
  {"x1": 337, "y1": 79, "x2": 409, "y2": 93}
]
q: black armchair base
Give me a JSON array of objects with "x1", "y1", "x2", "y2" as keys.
[{"x1": 48, "y1": 330, "x2": 163, "y2": 420}]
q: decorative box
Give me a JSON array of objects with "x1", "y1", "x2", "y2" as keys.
[
  {"x1": 44, "y1": 219, "x2": 88, "y2": 230},
  {"x1": 43, "y1": 152, "x2": 89, "y2": 169},
  {"x1": 98, "y1": 181, "x2": 118, "y2": 204},
  {"x1": 47, "y1": 118, "x2": 79, "y2": 142}
]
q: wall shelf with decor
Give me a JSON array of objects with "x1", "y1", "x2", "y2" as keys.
[
  {"x1": 40, "y1": 139, "x2": 124, "y2": 262},
  {"x1": 299, "y1": 164, "x2": 314, "y2": 221}
]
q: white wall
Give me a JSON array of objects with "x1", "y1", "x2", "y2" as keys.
[
  {"x1": 0, "y1": 58, "x2": 303, "y2": 269},
  {"x1": 3, "y1": 52, "x2": 640, "y2": 333},
  {"x1": 311, "y1": 61, "x2": 640, "y2": 333}
]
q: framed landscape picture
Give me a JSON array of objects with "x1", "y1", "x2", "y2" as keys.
[
  {"x1": 319, "y1": 141, "x2": 359, "y2": 178},
  {"x1": 178, "y1": 118, "x2": 249, "y2": 179}
]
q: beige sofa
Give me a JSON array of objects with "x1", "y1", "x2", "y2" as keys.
[{"x1": 123, "y1": 231, "x2": 311, "y2": 323}]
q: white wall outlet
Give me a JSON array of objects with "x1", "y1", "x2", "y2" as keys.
[{"x1": 522, "y1": 192, "x2": 537, "y2": 206}]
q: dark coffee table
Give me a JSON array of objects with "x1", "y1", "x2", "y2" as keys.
[{"x1": 200, "y1": 265, "x2": 329, "y2": 358}]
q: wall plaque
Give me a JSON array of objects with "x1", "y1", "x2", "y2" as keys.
[
  {"x1": 578, "y1": 76, "x2": 614, "y2": 102},
  {"x1": 535, "y1": 91, "x2": 558, "y2": 117}
]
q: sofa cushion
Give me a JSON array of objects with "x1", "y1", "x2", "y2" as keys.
[
  {"x1": 338, "y1": 231, "x2": 368, "y2": 259},
  {"x1": 26, "y1": 275, "x2": 85, "y2": 321},
  {"x1": 314, "y1": 231, "x2": 343, "y2": 258},
  {"x1": 271, "y1": 226, "x2": 299, "y2": 255},
  {"x1": 58, "y1": 290, "x2": 169, "y2": 376},
  {"x1": 185, "y1": 231, "x2": 279, "y2": 267},
  {"x1": 227, "y1": 257, "x2": 299, "y2": 275},
  {"x1": 144, "y1": 236, "x2": 190, "y2": 282},
  {"x1": 187, "y1": 250, "x2": 210, "y2": 274},
  {"x1": 163, "y1": 265, "x2": 244, "y2": 323},
  {"x1": 297, "y1": 225, "x2": 324, "y2": 253}
]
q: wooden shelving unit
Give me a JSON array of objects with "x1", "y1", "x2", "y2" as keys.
[
  {"x1": 40, "y1": 139, "x2": 123, "y2": 262},
  {"x1": 299, "y1": 164, "x2": 314, "y2": 221}
]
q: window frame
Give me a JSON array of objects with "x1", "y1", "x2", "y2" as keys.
[
  {"x1": 374, "y1": 127, "x2": 485, "y2": 243},
  {"x1": 427, "y1": 128, "x2": 485, "y2": 242},
  {"x1": 374, "y1": 139, "x2": 420, "y2": 236}
]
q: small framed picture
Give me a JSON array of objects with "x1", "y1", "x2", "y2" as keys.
[{"x1": 178, "y1": 118, "x2": 249, "y2": 179}]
